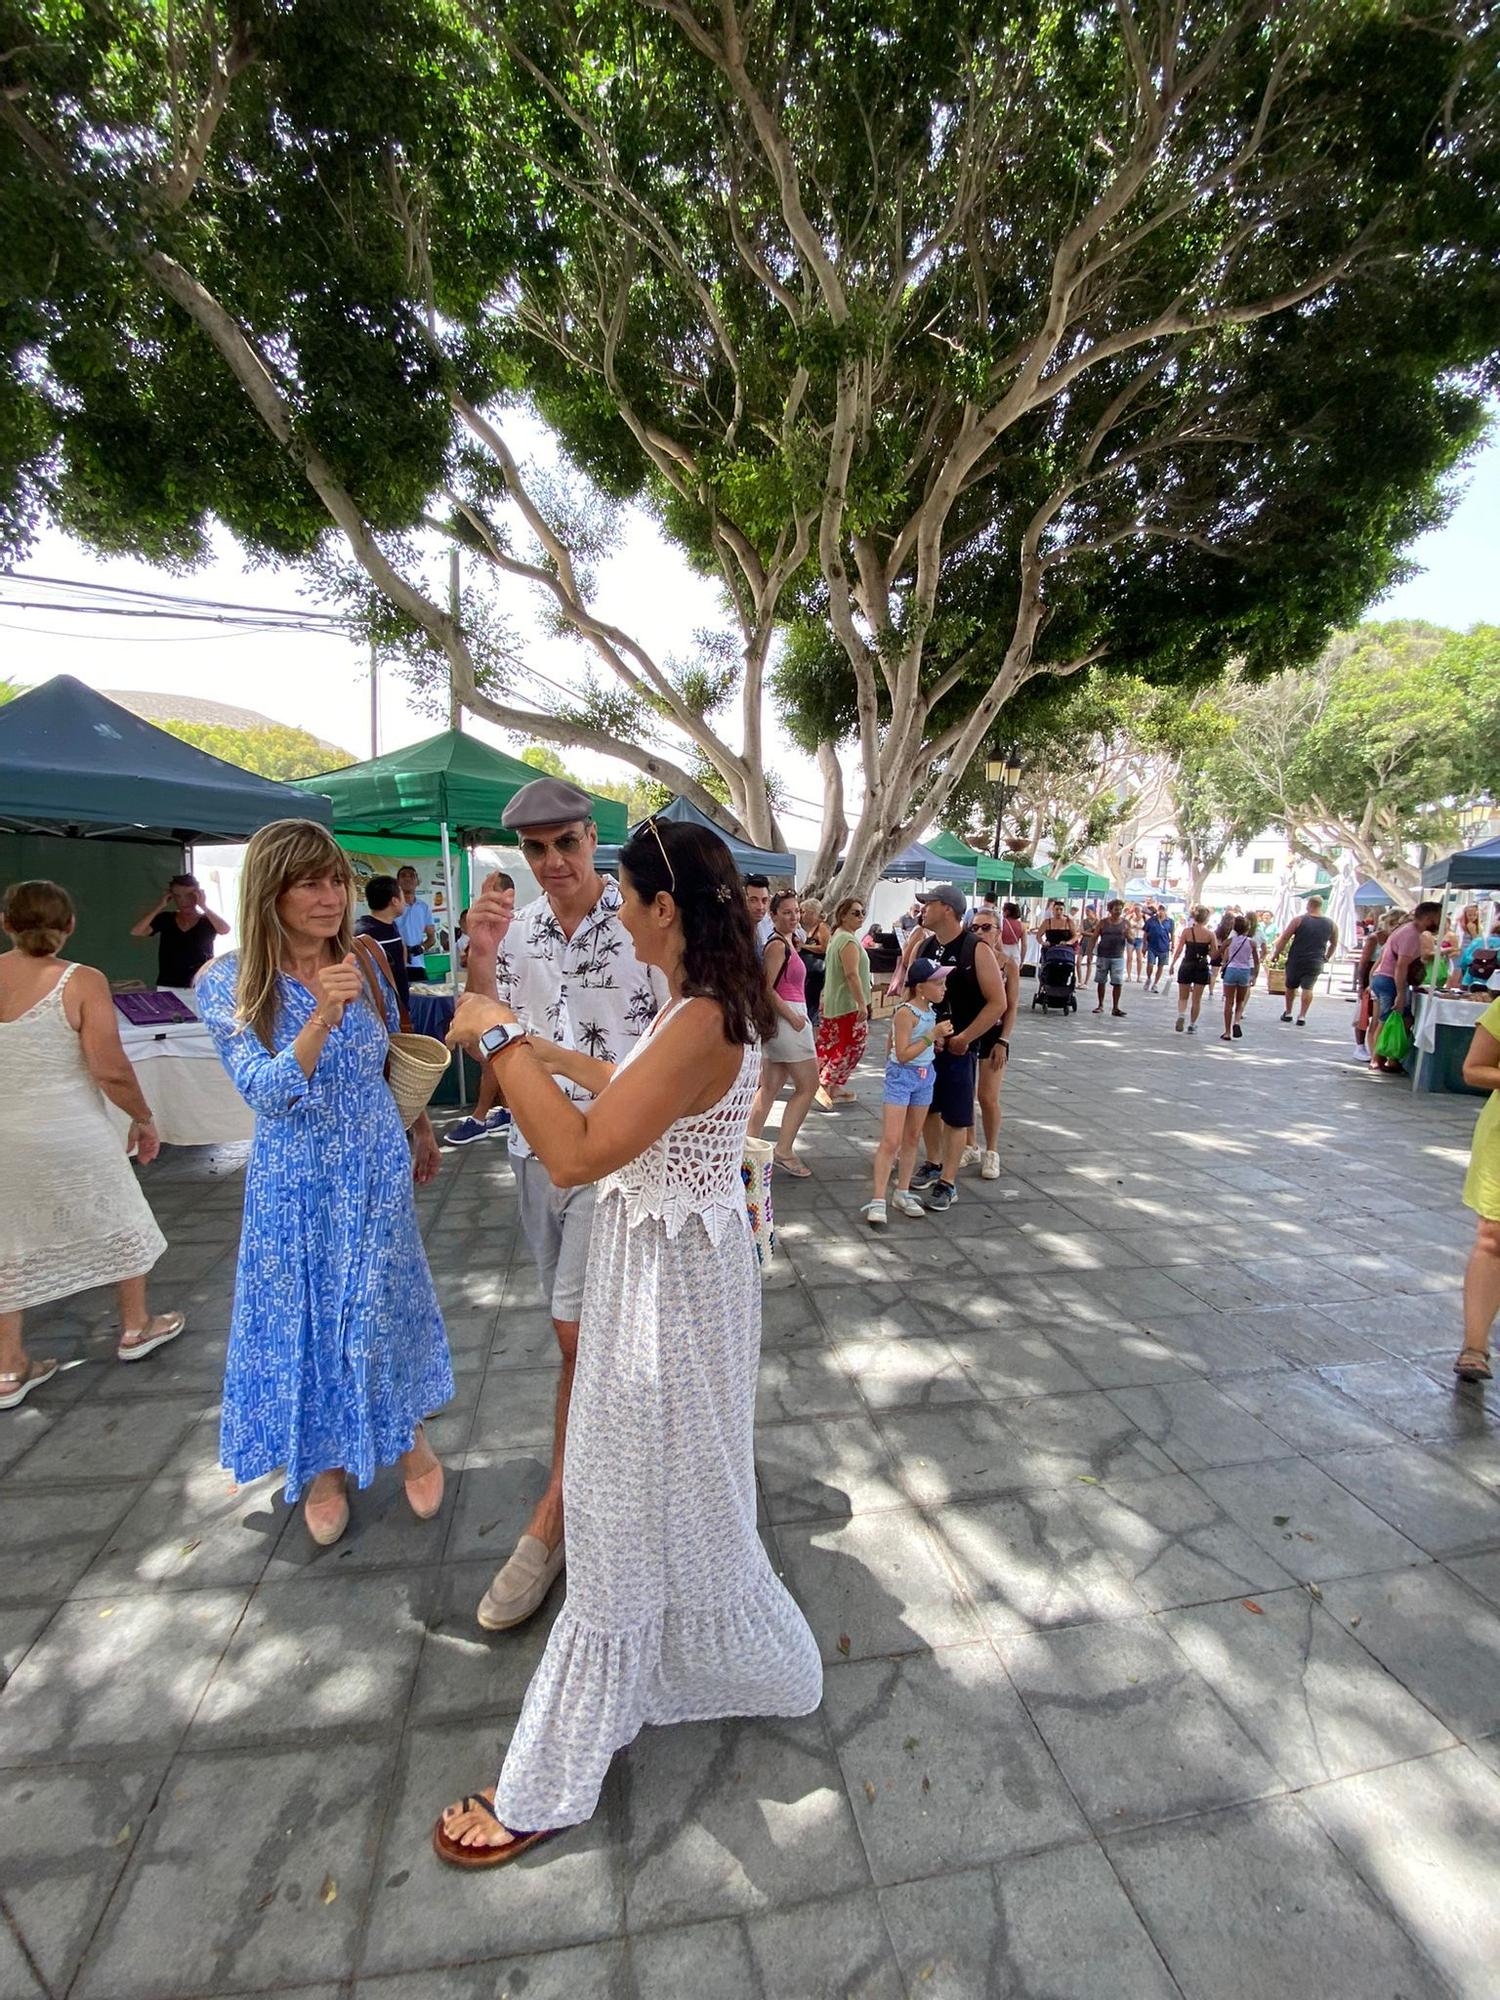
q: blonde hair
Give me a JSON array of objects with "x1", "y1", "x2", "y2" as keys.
[
  {"x1": 235, "y1": 820, "x2": 354, "y2": 1049},
  {"x1": 1192, "y1": 904, "x2": 1210, "y2": 923},
  {"x1": 3, "y1": 879, "x2": 73, "y2": 956},
  {"x1": 799, "y1": 896, "x2": 823, "y2": 922}
]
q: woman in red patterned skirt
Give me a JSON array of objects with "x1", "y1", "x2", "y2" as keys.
[{"x1": 813, "y1": 897, "x2": 872, "y2": 1107}]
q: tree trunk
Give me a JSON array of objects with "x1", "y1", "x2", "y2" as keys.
[{"x1": 804, "y1": 742, "x2": 847, "y2": 893}]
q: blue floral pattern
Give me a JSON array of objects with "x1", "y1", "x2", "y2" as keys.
[{"x1": 196, "y1": 955, "x2": 453, "y2": 1503}]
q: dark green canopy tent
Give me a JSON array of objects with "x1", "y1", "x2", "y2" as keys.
[
  {"x1": 295, "y1": 729, "x2": 628, "y2": 845},
  {"x1": 0, "y1": 674, "x2": 333, "y2": 842}
]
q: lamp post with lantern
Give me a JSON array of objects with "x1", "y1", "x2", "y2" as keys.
[{"x1": 985, "y1": 747, "x2": 1024, "y2": 859}]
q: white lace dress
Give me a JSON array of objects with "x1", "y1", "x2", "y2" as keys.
[
  {"x1": 0, "y1": 966, "x2": 165, "y2": 1312},
  {"x1": 495, "y1": 1002, "x2": 823, "y2": 1830}
]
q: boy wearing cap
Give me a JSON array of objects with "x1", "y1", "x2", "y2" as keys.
[
  {"x1": 462, "y1": 776, "x2": 667, "y2": 1630},
  {"x1": 862, "y1": 958, "x2": 951, "y2": 1225}
]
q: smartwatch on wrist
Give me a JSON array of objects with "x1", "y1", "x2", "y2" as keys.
[{"x1": 477, "y1": 1020, "x2": 528, "y2": 1065}]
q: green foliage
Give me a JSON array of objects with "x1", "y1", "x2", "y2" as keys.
[
  {"x1": 0, "y1": 676, "x2": 25, "y2": 705},
  {"x1": 159, "y1": 719, "x2": 352, "y2": 781},
  {"x1": 1213, "y1": 620, "x2": 1500, "y2": 873}
]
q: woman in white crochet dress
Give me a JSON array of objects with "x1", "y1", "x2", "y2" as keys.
[
  {"x1": 435, "y1": 818, "x2": 821, "y2": 1867},
  {"x1": 1, "y1": 880, "x2": 182, "y2": 1409}
]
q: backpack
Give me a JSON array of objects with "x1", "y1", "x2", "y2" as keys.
[{"x1": 1467, "y1": 946, "x2": 1499, "y2": 985}]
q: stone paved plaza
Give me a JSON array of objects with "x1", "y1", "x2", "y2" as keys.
[{"x1": 4, "y1": 981, "x2": 1500, "y2": 2000}]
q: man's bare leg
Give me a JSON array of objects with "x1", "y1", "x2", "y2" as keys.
[{"x1": 523, "y1": 1316, "x2": 577, "y2": 1553}]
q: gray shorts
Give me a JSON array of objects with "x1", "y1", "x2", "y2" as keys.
[{"x1": 513, "y1": 1151, "x2": 595, "y2": 1324}]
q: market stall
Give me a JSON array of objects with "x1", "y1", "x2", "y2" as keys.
[
  {"x1": 0, "y1": 675, "x2": 332, "y2": 983},
  {"x1": 1408, "y1": 834, "x2": 1500, "y2": 1093},
  {"x1": 105, "y1": 993, "x2": 255, "y2": 1146}
]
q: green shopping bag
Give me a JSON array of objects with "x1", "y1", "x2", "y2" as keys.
[{"x1": 1373, "y1": 1009, "x2": 1411, "y2": 1063}]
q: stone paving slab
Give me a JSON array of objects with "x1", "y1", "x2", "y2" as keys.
[{"x1": 2, "y1": 993, "x2": 1498, "y2": 1996}]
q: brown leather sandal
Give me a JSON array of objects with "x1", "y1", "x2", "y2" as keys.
[
  {"x1": 1453, "y1": 1348, "x2": 1493, "y2": 1383},
  {"x1": 432, "y1": 1790, "x2": 564, "y2": 1869}
]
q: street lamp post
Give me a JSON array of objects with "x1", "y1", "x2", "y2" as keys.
[{"x1": 985, "y1": 748, "x2": 1024, "y2": 859}]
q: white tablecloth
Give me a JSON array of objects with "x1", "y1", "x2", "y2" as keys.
[
  {"x1": 1412, "y1": 991, "x2": 1491, "y2": 1055},
  {"x1": 110, "y1": 994, "x2": 254, "y2": 1147}
]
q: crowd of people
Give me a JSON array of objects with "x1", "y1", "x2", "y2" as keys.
[{"x1": 3, "y1": 806, "x2": 1499, "y2": 1878}]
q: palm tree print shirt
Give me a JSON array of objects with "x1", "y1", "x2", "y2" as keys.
[{"x1": 503, "y1": 876, "x2": 668, "y2": 1161}]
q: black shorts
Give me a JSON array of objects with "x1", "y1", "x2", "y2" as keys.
[
  {"x1": 931, "y1": 1047, "x2": 978, "y2": 1127},
  {"x1": 1177, "y1": 966, "x2": 1210, "y2": 986}
]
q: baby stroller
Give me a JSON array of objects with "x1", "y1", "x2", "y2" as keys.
[{"x1": 1032, "y1": 942, "x2": 1078, "y2": 1014}]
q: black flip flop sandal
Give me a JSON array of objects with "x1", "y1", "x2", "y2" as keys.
[{"x1": 432, "y1": 1791, "x2": 565, "y2": 1870}]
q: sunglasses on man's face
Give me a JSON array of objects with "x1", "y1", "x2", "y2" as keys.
[{"x1": 519, "y1": 829, "x2": 588, "y2": 863}]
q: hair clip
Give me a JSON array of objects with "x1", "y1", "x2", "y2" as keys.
[{"x1": 714, "y1": 884, "x2": 733, "y2": 903}]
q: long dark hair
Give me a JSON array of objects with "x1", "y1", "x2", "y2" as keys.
[{"x1": 620, "y1": 819, "x2": 778, "y2": 1047}]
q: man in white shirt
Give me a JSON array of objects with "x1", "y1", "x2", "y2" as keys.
[{"x1": 463, "y1": 778, "x2": 666, "y2": 1630}]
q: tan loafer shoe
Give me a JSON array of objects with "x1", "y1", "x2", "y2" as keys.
[{"x1": 477, "y1": 1533, "x2": 564, "y2": 1630}]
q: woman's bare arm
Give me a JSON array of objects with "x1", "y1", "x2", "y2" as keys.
[
  {"x1": 71, "y1": 969, "x2": 153, "y2": 1123},
  {"x1": 1463, "y1": 1022, "x2": 1500, "y2": 1094},
  {"x1": 455, "y1": 996, "x2": 741, "y2": 1187}
]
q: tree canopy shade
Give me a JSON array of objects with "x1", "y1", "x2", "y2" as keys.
[{"x1": 2, "y1": 2, "x2": 1498, "y2": 895}]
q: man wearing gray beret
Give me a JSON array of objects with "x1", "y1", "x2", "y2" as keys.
[{"x1": 462, "y1": 776, "x2": 667, "y2": 1629}]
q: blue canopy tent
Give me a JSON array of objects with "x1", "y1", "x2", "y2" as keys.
[
  {"x1": 882, "y1": 838, "x2": 977, "y2": 885},
  {"x1": 1355, "y1": 879, "x2": 1393, "y2": 907},
  {"x1": 1422, "y1": 833, "x2": 1500, "y2": 892},
  {"x1": 595, "y1": 792, "x2": 795, "y2": 876}
]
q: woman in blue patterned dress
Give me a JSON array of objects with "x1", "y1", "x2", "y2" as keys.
[{"x1": 196, "y1": 820, "x2": 452, "y2": 1546}]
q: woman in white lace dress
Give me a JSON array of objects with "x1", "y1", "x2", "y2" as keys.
[
  {"x1": 1, "y1": 881, "x2": 182, "y2": 1410},
  {"x1": 435, "y1": 819, "x2": 822, "y2": 1867}
]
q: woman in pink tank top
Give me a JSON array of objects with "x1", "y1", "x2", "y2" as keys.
[{"x1": 748, "y1": 890, "x2": 819, "y2": 1176}]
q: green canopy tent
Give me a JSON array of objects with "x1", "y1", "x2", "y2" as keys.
[
  {"x1": 975, "y1": 855, "x2": 1016, "y2": 890},
  {"x1": 297, "y1": 730, "x2": 628, "y2": 848},
  {"x1": 926, "y1": 829, "x2": 989, "y2": 874},
  {"x1": 1058, "y1": 863, "x2": 1112, "y2": 898},
  {"x1": 296, "y1": 729, "x2": 629, "y2": 973},
  {"x1": 0, "y1": 675, "x2": 333, "y2": 981},
  {"x1": 296, "y1": 733, "x2": 629, "y2": 1106}
]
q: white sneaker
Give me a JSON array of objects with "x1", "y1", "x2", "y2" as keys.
[
  {"x1": 960, "y1": 1146, "x2": 981, "y2": 1170},
  {"x1": 862, "y1": 1199, "x2": 888, "y2": 1227},
  {"x1": 891, "y1": 1190, "x2": 925, "y2": 1218},
  {"x1": 981, "y1": 1150, "x2": 1001, "y2": 1180}
]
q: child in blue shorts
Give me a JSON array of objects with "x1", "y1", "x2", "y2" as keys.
[{"x1": 863, "y1": 959, "x2": 951, "y2": 1226}]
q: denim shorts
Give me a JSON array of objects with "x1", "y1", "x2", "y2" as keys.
[
  {"x1": 1369, "y1": 972, "x2": 1398, "y2": 1011},
  {"x1": 1221, "y1": 966, "x2": 1252, "y2": 989},
  {"x1": 1146, "y1": 949, "x2": 1167, "y2": 970},
  {"x1": 931, "y1": 1047, "x2": 978, "y2": 1127},
  {"x1": 883, "y1": 1060, "x2": 934, "y2": 1109},
  {"x1": 1096, "y1": 954, "x2": 1126, "y2": 985}
]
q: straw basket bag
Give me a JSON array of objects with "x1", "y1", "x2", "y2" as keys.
[
  {"x1": 352, "y1": 937, "x2": 450, "y2": 1129},
  {"x1": 1266, "y1": 958, "x2": 1287, "y2": 996}
]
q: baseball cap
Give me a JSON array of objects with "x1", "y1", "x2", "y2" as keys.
[
  {"x1": 920, "y1": 883, "x2": 967, "y2": 920},
  {"x1": 905, "y1": 957, "x2": 950, "y2": 990}
]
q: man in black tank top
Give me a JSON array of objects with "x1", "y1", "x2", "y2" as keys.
[{"x1": 906, "y1": 885, "x2": 1007, "y2": 1211}]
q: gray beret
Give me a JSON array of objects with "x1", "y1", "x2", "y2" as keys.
[
  {"x1": 501, "y1": 776, "x2": 595, "y2": 830},
  {"x1": 921, "y1": 882, "x2": 968, "y2": 920}
]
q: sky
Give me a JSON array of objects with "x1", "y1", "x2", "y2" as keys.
[{"x1": 3, "y1": 420, "x2": 1496, "y2": 848}]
